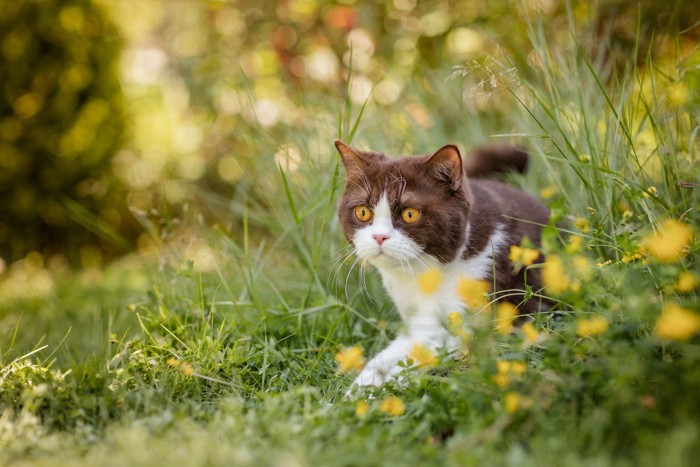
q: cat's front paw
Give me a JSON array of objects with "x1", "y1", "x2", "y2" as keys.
[
  {"x1": 345, "y1": 363, "x2": 404, "y2": 397},
  {"x1": 353, "y1": 365, "x2": 390, "y2": 387}
]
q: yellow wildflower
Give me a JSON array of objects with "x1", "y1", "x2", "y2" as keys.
[
  {"x1": 510, "y1": 361, "x2": 527, "y2": 375},
  {"x1": 418, "y1": 268, "x2": 442, "y2": 294},
  {"x1": 447, "y1": 311, "x2": 463, "y2": 327},
  {"x1": 379, "y1": 396, "x2": 405, "y2": 417},
  {"x1": 565, "y1": 236, "x2": 584, "y2": 253},
  {"x1": 409, "y1": 343, "x2": 438, "y2": 368},
  {"x1": 641, "y1": 220, "x2": 694, "y2": 263},
  {"x1": 496, "y1": 360, "x2": 511, "y2": 374},
  {"x1": 576, "y1": 316, "x2": 609, "y2": 337},
  {"x1": 495, "y1": 302, "x2": 518, "y2": 335},
  {"x1": 572, "y1": 255, "x2": 592, "y2": 280},
  {"x1": 493, "y1": 373, "x2": 509, "y2": 388},
  {"x1": 642, "y1": 186, "x2": 657, "y2": 199},
  {"x1": 509, "y1": 245, "x2": 540, "y2": 266},
  {"x1": 521, "y1": 248, "x2": 539, "y2": 265},
  {"x1": 336, "y1": 346, "x2": 365, "y2": 373},
  {"x1": 621, "y1": 251, "x2": 643, "y2": 264},
  {"x1": 540, "y1": 186, "x2": 556, "y2": 199},
  {"x1": 166, "y1": 358, "x2": 180, "y2": 367},
  {"x1": 542, "y1": 255, "x2": 570, "y2": 294},
  {"x1": 504, "y1": 392, "x2": 520, "y2": 414},
  {"x1": 167, "y1": 358, "x2": 193, "y2": 375},
  {"x1": 355, "y1": 400, "x2": 369, "y2": 418},
  {"x1": 596, "y1": 259, "x2": 613, "y2": 268},
  {"x1": 457, "y1": 277, "x2": 490, "y2": 309},
  {"x1": 654, "y1": 303, "x2": 700, "y2": 341},
  {"x1": 494, "y1": 360, "x2": 526, "y2": 387},
  {"x1": 675, "y1": 271, "x2": 699, "y2": 293},
  {"x1": 179, "y1": 362, "x2": 194, "y2": 376},
  {"x1": 574, "y1": 218, "x2": 590, "y2": 233},
  {"x1": 621, "y1": 210, "x2": 633, "y2": 222},
  {"x1": 521, "y1": 323, "x2": 539, "y2": 345}
]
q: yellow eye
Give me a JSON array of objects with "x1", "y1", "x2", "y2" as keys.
[
  {"x1": 354, "y1": 205, "x2": 372, "y2": 222},
  {"x1": 401, "y1": 207, "x2": 420, "y2": 223}
]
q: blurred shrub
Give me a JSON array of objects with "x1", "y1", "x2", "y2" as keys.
[{"x1": 0, "y1": 0, "x2": 132, "y2": 266}]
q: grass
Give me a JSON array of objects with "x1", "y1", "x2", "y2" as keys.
[{"x1": 1, "y1": 11, "x2": 699, "y2": 467}]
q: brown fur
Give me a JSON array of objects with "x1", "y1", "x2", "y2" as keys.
[{"x1": 336, "y1": 141, "x2": 550, "y2": 315}]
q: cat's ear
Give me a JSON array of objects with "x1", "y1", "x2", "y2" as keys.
[
  {"x1": 426, "y1": 144, "x2": 464, "y2": 191},
  {"x1": 335, "y1": 140, "x2": 367, "y2": 177}
]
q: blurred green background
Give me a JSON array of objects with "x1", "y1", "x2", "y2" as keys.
[{"x1": 1, "y1": 0, "x2": 697, "y2": 278}]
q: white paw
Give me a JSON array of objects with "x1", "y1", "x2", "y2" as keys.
[
  {"x1": 345, "y1": 363, "x2": 404, "y2": 397},
  {"x1": 354, "y1": 365, "x2": 390, "y2": 387}
]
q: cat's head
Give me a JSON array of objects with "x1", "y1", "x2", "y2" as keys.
[{"x1": 335, "y1": 140, "x2": 470, "y2": 269}]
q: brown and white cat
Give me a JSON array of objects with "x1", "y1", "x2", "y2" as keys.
[{"x1": 335, "y1": 140, "x2": 549, "y2": 389}]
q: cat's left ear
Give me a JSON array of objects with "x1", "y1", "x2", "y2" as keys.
[
  {"x1": 426, "y1": 144, "x2": 464, "y2": 191},
  {"x1": 335, "y1": 140, "x2": 367, "y2": 178}
]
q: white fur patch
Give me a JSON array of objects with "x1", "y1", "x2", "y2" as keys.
[
  {"x1": 351, "y1": 192, "x2": 424, "y2": 269},
  {"x1": 349, "y1": 223, "x2": 509, "y2": 389}
]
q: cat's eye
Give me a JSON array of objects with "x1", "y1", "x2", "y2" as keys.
[
  {"x1": 354, "y1": 205, "x2": 372, "y2": 222},
  {"x1": 401, "y1": 207, "x2": 420, "y2": 223}
]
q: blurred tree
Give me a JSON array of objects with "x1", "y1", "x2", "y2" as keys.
[{"x1": 0, "y1": 0, "x2": 132, "y2": 266}]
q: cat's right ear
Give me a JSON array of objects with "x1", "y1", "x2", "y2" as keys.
[
  {"x1": 335, "y1": 140, "x2": 367, "y2": 178},
  {"x1": 426, "y1": 144, "x2": 464, "y2": 191}
]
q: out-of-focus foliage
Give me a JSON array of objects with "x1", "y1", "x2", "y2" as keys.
[
  {"x1": 1, "y1": 0, "x2": 698, "y2": 273},
  {"x1": 0, "y1": 0, "x2": 130, "y2": 268}
]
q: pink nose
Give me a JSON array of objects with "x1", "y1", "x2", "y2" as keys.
[{"x1": 373, "y1": 234, "x2": 390, "y2": 246}]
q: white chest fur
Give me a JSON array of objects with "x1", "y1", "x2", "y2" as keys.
[{"x1": 377, "y1": 225, "x2": 507, "y2": 328}]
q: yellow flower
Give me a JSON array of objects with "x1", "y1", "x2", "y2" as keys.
[
  {"x1": 418, "y1": 268, "x2": 442, "y2": 294},
  {"x1": 494, "y1": 360, "x2": 526, "y2": 387},
  {"x1": 509, "y1": 245, "x2": 540, "y2": 266},
  {"x1": 574, "y1": 218, "x2": 590, "y2": 233},
  {"x1": 379, "y1": 396, "x2": 405, "y2": 417},
  {"x1": 503, "y1": 392, "x2": 520, "y2": 414},
  {"x1": 493, "y1": 373, "x2": 509, "y2": 388},
  {"x1": 336, "y1": 346, "x2": 365, "y2": 373},
  {"x1": 654, "y1": 303, "x2": 700, "y2": 341},
  {"x1": 166, "y1": 358, "x2": 193, "y2": 375},
  {"x1": 565, "y1": 236, "x2": 584, "y2": 253},
  {"x1": 495, "y1": 302, "x2": 518, "y2": 335},
  {"x1": 447, "y1": 311, "x2": 463, "y2": 327},
  {"x1": 521, "y1": 323, "x2": 539, "y2": 345},
  {"x1": 621, "y1": 251, "x2": 643, "y2": 264},
  {"x1": 457, "y1": 277, "x2": 490, "y2": 309},
  {"x1": 409, "y1": 343, "x2": 438, "y2": 368},
  {"x1": 510, "y1": 361, "x2": 526, "y2": 375},
  {"x1": 641, "y1": 220, "x2": 694, "y2": 263},
  {"x1": 675, "y1": 271, "x2": 699, "y2": 293},
  {"x1": 572, "y1": 255, "x2": 592, "y2": 280},
  {"x1": 355, "y1": 400, "x2": 369, "y2": 418},
  {"x1": 642, "y1": 186, "x2": 657, "y2": 199},
  {"x1": 496, "y1": 360, "x2": 511, "y2": 374},
  {"x1": 540, "y1": 186, "x2": 556, "y2": 199},
  {"x1": 542, "y1": 255, "x2": 570, "y2": 294},
  {"x1": 576, "y1": 316, "x2": 609, "y2": 337},
  {"x1": 179, "y1": 362, "x2": 194, "y2": 376}
]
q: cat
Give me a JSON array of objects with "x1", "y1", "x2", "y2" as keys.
[{"x1": 335, "y1": 140, "x2": 550, "y2": 389}]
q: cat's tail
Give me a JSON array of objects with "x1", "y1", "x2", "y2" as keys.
[{"x1": 464, "y1": 145, "x2": 529, "y2": 178}]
